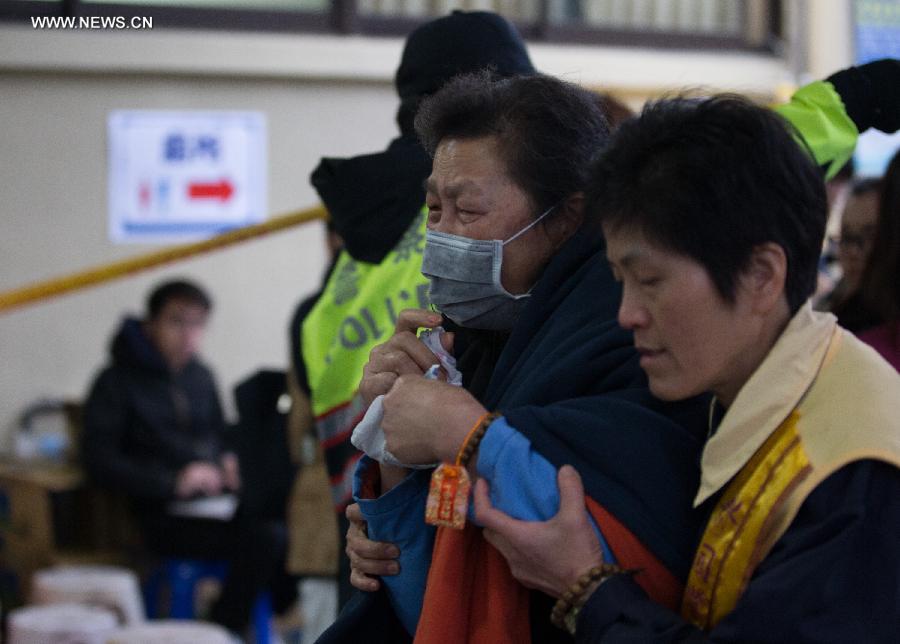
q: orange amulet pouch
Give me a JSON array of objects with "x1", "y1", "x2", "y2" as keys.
[{"x1": 425, "y1": 463, "x2": 471, "y2": 530}]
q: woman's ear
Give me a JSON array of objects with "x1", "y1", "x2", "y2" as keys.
[
  {"x1": 545, "y1": 193, "x2": 585, "y2": 249},
  {"x1": 743, "y1": 242, "x2": 788, "y2": 314}
]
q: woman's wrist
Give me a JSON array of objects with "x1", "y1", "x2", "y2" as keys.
[
  {"x1": 550, "y1": 563, "x2": 635, "y2": 635},
  {"x1": 431, "y1": 405, "x2": 484, "y2": 462},
  {"x1": 380, "y1": 463, "x2": 412, "y2": 493}
]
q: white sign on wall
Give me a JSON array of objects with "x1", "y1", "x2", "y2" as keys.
[{"x1": 108, "y1": 110, "x2": 267, "y2": 243}]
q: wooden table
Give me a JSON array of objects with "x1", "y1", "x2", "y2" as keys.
[{"x1": 0, "y1": 458, "x2": 130, "y2": 598}]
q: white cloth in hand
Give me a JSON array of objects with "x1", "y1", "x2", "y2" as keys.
[{"x1": 351, "y1": 327, "x2": 462, "y2": 468}]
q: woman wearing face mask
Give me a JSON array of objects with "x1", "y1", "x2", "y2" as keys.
[
  {"x1": 473, "y1": 95, "x2": 900, "y2": 642},
  {"x1": 319, "y1": 71, "x2": 712, "y2": 644}
]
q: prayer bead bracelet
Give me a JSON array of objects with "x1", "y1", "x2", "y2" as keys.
[
  {"x1": 456, "y1": 411, "x2": 501, "y2": 466},
  {"x1": 550, "y1": 563, "x2": 633, "y2": 634}
]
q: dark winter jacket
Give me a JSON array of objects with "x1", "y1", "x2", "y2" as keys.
[{"x1": 82, "y1": 318, "x2": 227, "y2": 506}]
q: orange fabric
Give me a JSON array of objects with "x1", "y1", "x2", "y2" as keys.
[
  {"x1": 415, "y1": 497, "x2": 683, "y2": 643},
  {"x1": 357, "y1": 458, "x2": 381, "y2": 500},
  {"x1": 585, "y1": 497, "x2": 684, "y2": 610},
  {"x1": 415, "y1": 523, "x2": 531, "y2": 644}
]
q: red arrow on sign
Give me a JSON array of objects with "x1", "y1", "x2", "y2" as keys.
[{"x1": 188, "y1": 179, "x2": 234, "y2": 201}]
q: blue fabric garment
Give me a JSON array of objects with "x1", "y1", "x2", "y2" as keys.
[
  {"x1": 475, "y1": 416, "x2": 614, "y2": 562},
  {"x1": 576, "y1": 460, "x2": 900, "y2": 643},
  {"x1": 353, "y1": 417, "x2": 613, "y2": 636},
  {"x1": 353, "y1": 459, "x2": 434, "y2": 635}
]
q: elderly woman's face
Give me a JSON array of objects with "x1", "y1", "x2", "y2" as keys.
[{"x1": 425, "y1": 135, "x2": 556, "y2": 295}]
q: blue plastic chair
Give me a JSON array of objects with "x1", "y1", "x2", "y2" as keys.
[{"x1": 143, "y1": 558, "x2": 273, "y2": 644}]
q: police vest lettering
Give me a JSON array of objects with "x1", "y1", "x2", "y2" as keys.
[{"x1": 301, "y1": 213, "x2": 431, "y2": 508}]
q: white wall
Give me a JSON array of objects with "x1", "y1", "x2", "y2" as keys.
[
  {"x1": 0, "y1": 15, "x2": 815, "y2": 446},
  {"x1": 0, "y1": 29, "x2": 403, "y2": 445},
  {"x1": 805, "y1": 0, "x2": 854, "y2": 81}
]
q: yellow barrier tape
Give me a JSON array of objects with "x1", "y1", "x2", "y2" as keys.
[{"x1": 0, "y1": 206, "x2": 327, "y2": 314}]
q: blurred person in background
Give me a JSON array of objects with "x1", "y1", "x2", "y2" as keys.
[
  {"x1": 825, "y1": 178, "x2": 881, "y2": 328},
  {"x1": 812, "y1": 158, "x2": 854, "y2": 305},
  {"x1": 284, "y1": 220, "x2": 344, "y2": 640},
  {"x1": 854, "y1": 148, "x2": 900, "y2": 369},
  {"x1": 83, "y1": 279, "x2": 296, "y2": 637}
]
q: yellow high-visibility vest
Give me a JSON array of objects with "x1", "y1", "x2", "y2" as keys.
[{"x1": 301, "y1": 211, "x2": 430, "y2": 507}]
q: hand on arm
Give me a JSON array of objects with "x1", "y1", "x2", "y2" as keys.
[
  {"x1": 473, "y1": 465, "x2": 605, "y2": 599},
  {"x1": 345, "y1": 502, "x2": 401, "y2": 592}
]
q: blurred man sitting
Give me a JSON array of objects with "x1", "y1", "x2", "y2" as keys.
[{"x1": 83, "y1": 279, "x2": 295, "y2": 636}]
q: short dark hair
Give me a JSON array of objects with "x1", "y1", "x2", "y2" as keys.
[
  {"x1": 588, "y1": 95, "x2": 827, "y2": 313},
  {"x1": 147, "y1": 279, "x2": 212, "y2": 319},
  {"x1": 415, "y1": 71, "x2": 610, "y2": 213}
]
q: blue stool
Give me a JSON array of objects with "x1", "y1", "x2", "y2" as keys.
[{"x1": 143, "y1": 558, "x2": 273, "y2": 644}]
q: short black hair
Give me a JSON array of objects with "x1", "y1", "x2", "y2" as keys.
[
  {"x1": 588, "y1": 95, "x2": 827, "y2": 313},
  {"x1": 147, "y1": 279, "x2": 212, "y2": 319},
  {"x1": 415, "y1": 71, "x2": 610, "y2": 213}
]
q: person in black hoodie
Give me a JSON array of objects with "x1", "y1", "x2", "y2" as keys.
[
  {"x1": 83, "y1": 279, "x2": 295, "y2": 635},
  {"x1": 300, "y1": 10, "x2": 537, "y2": 609}
]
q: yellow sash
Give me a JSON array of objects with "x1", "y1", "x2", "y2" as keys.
[{"x1": 681, "y1": 412, "x2": 812, "y2": 630}]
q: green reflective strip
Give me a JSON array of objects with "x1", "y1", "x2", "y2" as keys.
[
  {"x1": 774, "y1": 80, "x2": 859, "y2": 181},
  {"x1": 302, "y1": 211, "x2": 431, "y2": 416}
]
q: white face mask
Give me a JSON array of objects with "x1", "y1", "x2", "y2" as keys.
[{"x1": 421, "y1": 205, "x2": 556, "y2": 330}]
